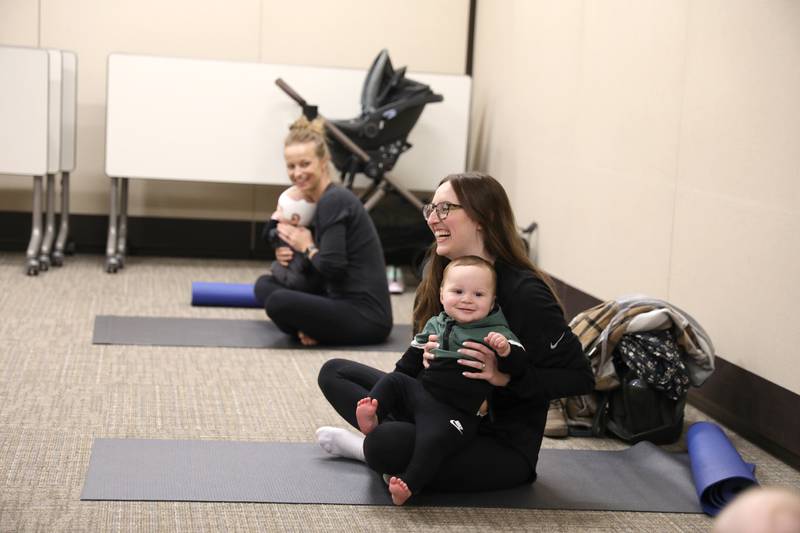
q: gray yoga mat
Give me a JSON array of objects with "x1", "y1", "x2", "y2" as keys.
[
  {"x1": 92, "y1": 316, "x2": 413, "y2": 352},
  {"x1": 80, "y1": 439, "x2": 702, "y2": 513}
]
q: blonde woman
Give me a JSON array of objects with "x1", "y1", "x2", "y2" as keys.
[{"x1": 254, "y1": 117, "x2": 392, "y2": 346}]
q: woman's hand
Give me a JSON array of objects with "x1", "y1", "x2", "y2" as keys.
[
  {"x1": 459, "y1": 340, "x2": 511, "y2": 387},
  {"x1": 277, "y1": 222, "x2": 314, "y2": 253},
  {"x1": 274, "y1": 246, "x2": 294, "y2": 266},
  {"x1": 422, "y1": 334, "x2": 439, "y2": 369}
]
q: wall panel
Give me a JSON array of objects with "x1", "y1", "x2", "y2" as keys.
[
  {"x1": 260, "y1": 0, "x2": 469, "y2": 74},
  {"x1": 471, "y1": 0, "x2": 800, "y2": 395}
]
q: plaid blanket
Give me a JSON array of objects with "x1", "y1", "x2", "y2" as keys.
[{"x1": 565, "y1": 297, "x2": 715, "y2": 428}]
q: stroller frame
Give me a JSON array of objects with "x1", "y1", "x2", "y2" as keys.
[{"x1": 275, "y1": 50, "x2": 443, "y2": 212}]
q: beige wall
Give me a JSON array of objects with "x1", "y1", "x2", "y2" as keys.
[
  {"x1": 5, "y1": 0, "x2": 796, "y2": 395},
  {"x1": 471, "y1": 0, "x2": 800, "y2": 394},
  {"x1": 260, "y1": 0, "x2": 468, "y2": 74},
  {"x1": 0, "y1": 0, "x2": 470, "y2": 219}
]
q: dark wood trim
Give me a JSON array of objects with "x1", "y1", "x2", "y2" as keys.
[
  {"x1": 0, "y1": 203, "x2": 431, "y2": 265},
  {"x1": 0, "y1": 211, "x2": 273, "y2": 259},
  {"x1": 688, "y1": 358, "x2": 800, "y2": 471},
  {"x1": 465, "y1": 0, "x2": 477, "y2": 76},
  {"x1": 550, "y1": 275, "x2": 602, "y2": 322}
]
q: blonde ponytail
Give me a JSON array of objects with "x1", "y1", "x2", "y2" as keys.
[{"x1": 285, "y1": 115, "x2": 329, "y2": 160}]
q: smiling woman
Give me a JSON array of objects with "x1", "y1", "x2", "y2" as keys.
[
  {"x1": 283, "y1": 142, "x2": 327, "y2": 199},
  {"x1": 421, "y1": 181, "x2": 488, "y2": 284},
  {"x1": 316, "y1": 172, "x2": 595, "y2": 500},
  {"x1": 253, "y1": 116, "x2": 392, "y2": 346}
]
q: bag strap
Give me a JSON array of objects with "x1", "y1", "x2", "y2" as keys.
[{"x1": 591, "y1": 391, "x2": 609, "y2": 437}]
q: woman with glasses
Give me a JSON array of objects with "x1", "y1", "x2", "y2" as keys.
[
  {"x1": 316, "y1": 172, "x2": 594, "y2": 494},
  {"x1": 253, "y1": 116, "x2": 392, "y2": 346}
]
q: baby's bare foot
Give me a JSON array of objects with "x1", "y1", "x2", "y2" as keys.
[
  {"x1": 355, "y1": 397, "x2": 379, "y2": 435},
  {"x1": 388, "y1": 476, "x2": 412, "y2": 505},
  {"x1": 298, "y1": 331, "x2": 318, "y2": 346}
]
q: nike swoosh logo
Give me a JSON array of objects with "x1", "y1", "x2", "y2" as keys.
[
  {"x1": 550, "y1": 331, "x2": 566, "y2": 349},
  {"x1": 449, "y1": 420, "x2": 463, "y2": 434}
]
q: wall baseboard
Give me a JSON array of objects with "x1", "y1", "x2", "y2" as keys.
[
  {"x1": 687, "y1": 358, "x2": 800, "y2": 470},
  {"x1": 0, "y1": 198, "x2": 432, "y2": 265},
  {"x1": 3, "y1": 209, "x2": 797, "y2": 470},
  {"x1": 0, "y1": 211, "x2": 272, "y2": 259}
]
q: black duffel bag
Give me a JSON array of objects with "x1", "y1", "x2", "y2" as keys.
[{"x1": 592, "y1": 330, "x2": 689, "y2": 445}]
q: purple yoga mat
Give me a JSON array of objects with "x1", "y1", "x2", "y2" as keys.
[{"x1": 687, "y1": 421, "x2": 758, "y2": 516}]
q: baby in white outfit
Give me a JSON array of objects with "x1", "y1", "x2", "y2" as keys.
[{"x1": 264, "y1": 186, "x2": 322, "y2": 292}]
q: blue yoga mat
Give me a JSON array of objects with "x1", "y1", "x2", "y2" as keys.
[
  {"x1": 687, "y1": 421, "x2": 758, "y2": 516},
  {"x1": 191, "y1": 282, "x2": 260, "y2": 308}
]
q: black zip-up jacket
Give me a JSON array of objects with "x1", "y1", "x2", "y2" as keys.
[
  {"x1": 395, "y1": 307, "x2": 526, "y2": 416},
  {"x1": 396, "y1": 259, "x2": 594, "y2": 477}
]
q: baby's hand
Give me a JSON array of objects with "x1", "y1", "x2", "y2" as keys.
[
  {"x1": 422, "y1": 334, "x2": 439, "y2": 369},
  {"x1": 485, "y1": 331, "x2": 511, "y2": 357}
]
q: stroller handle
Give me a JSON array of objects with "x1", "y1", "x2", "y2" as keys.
[
  {"x1": 275, "y1": 78, "x2": 307, "y2": 106},
  {"x1": 275, "y1": 78, "x2": 370, "y2": 163}
]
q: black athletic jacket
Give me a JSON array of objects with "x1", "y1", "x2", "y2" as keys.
[{"x1": 264, "y1": 184, "x2": 392, "y2": 332}]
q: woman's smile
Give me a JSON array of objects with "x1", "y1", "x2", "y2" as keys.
[{"x1": 428, "y1": 181, "x2": 487, "y2": 260}]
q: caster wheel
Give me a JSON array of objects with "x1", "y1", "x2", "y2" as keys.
[
  {"x1": 51, "y1": 253, "x2": 64, "y2": 267},
  {"x1": 26, "y1": 260, "x2": 39, "y2": 276},
  {"x1": 105, "y1": 257, "x2": 119, "y2": 274},
  {"x1": 38, "y1": 256, "x2": 51, "y2": 271}
]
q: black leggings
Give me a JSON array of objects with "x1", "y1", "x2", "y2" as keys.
[
  {"x1": 254, "y1": 275, "x2": 390, "y2": 345},
  {"x1": 369, "y1": 372, "x2": 482, "y2": 494},
  {"x1": 318, "y1": 358, "x2": 533, "y2": 492}
]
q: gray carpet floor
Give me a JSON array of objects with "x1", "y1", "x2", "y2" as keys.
[{"x1": 1, "y1": 253, "x2": 798, "y2": 532}]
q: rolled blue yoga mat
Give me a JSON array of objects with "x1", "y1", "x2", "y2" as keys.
[
  {"x1": 687, "y1": 421, "x2": 758, "y2": 516},
  {"x1": 191, "y1": 282, "x2": 261, "y2": 308}
]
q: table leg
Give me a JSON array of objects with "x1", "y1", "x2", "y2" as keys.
[
  {"x1": 105, "y1": 177, "x2": 120, "y2": 273},
  {"x1": 116, "y1": 178, "x2": 128, "y2": 268},
  {"x1": 25, "y1": 176, "x2": 44, "y2": 275},
  {"x1": 38, "y1": 173, "x2": 56, "y2": 270},
  {"x1": 52, "y1": 171, "x2": 70, "y2": 266}
]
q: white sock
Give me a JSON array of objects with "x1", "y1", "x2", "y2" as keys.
[{"x1": 315, "y1": 426, "x2": 365, "y2": 462}]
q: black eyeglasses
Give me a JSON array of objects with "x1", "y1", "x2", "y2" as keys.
[{"x1": 422, "y1": 201, "x2": 463, "y2": 221}]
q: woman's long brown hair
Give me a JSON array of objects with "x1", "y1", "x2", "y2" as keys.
[{"x1": 412, "y1": 172, "x2": 560, "y2": 332}]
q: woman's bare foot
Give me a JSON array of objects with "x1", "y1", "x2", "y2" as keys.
[
  {"x1": 355, "y1": 397, "x2": 379, "y2": 435},
  {"x1": 298, "y1": 331, "x2": 318, "y2": 346},
  {"x1": 388, "y1": 476, "x2": 412, "y2": 505}
]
